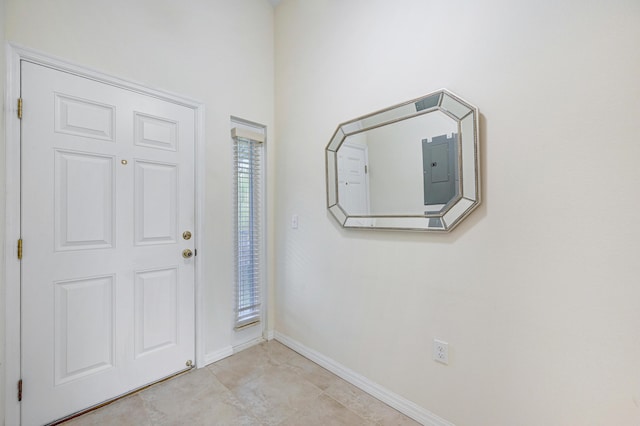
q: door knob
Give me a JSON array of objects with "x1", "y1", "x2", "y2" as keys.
[{"x1": 182, "y1": 249, "x2": 193, "y2": 259}]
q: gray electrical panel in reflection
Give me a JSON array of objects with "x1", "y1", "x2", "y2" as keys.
[{"x1": 422, "y1": 133, "x2": 458, "y2": 206}]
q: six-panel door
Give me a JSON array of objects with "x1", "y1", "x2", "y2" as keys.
[{"x1": 20, "y1": 61, "x2": 196, "y2": 426}]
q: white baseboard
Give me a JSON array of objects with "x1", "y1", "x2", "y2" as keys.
[
  {"x1": 203, "y1": 346, "x2": 234, "y2": 366},
  {"x1": 265, "y1": 329, "x2": 275, "y2": 341},
  {"x1": 233, "y1": 336, "x2": 265, "y2": 354},
  {"x1": 204, "y1": 336, "x2": 268, "y2": 367},
  {"x1": 274, "y1": 332, "x2": 454, "y2": 426}
]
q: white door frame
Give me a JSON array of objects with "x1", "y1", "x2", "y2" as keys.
[
  {"x1": 3, "y1": 43, "x2": 206, "y2": 426},
  {"x1": 338, "y1": 141, "x2": 371, "y2": 215}
]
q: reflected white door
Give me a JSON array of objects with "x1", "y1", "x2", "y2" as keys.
[
  {"x1": 337, "y1": 143, "x2": 369, "y2": 216},
  {"x1": 20, "y1": 61, "x2": 195, "y2": 426}
]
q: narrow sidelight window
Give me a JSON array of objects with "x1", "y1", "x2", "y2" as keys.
[{"x1": 232, "y1": 118, "x2": 265, "y2": 329}]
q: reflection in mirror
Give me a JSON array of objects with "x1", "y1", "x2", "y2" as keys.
[
  {"x1": 326, "y1": 89, "x2": 480, "y2": 232},
  {"x1": 326, "y1": 153, "x2": 337, "y2": 206}
]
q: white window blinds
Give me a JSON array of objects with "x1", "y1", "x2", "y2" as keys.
[{"x1": 232, "y1": 125, "x2": 264, "y2": 329}]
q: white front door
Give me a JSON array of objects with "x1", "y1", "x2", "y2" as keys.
[{"x1": 20, "y1": 61, "x2": 196, "y2": 426}]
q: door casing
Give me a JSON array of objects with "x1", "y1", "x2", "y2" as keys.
[{"x1": 3, "y1": 43, "x2": 206, "y2": 426}]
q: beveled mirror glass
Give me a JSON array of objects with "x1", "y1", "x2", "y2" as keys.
[{"x1": 326, "y1": 89, "x2": 480, "y2": 232}]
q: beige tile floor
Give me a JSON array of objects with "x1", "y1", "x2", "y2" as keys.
[{"x1": 62, "y1": 340, "x2": 421, "y2": 426}]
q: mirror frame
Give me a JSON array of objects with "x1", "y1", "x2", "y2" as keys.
[{"x1": 325, "y1": 89, "x2": 480, "y2": 232}]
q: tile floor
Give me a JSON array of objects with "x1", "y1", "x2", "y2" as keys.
[{"x1": 61, "y1": 340, "x2": 421, "y2": 425}]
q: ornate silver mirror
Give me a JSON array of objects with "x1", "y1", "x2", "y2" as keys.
[{"x1": 326, "y1": 89, "x2": 480, "y2": 232}]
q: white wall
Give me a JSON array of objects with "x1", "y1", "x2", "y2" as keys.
[
  {"x1": 0, "y1": 0, "x2": 6, "y2": 420},
  {"x1": 1, "y1": 1, "x2": 274, "y2": 419},
  {"x1": 274, "y1": 1, "x2": 640, "y2": 425}
]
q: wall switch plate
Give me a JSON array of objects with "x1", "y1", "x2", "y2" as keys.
[
  {"x1": 291, "y1": 214, "x2": 299, "y2": 229},
  {"x1": 433, "y1": 339, "x2": 449, "y2": 365}
]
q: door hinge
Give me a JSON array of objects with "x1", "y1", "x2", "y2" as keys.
[
  {"x1": 18, "y1": 379, "x2": 22, "y2": 402},
  {"x1": 17, "y1": 239, "x2": 23, "y2": 260},
  {"x1": 364, "y1": 165, "x2": 368, "y2": 174},
  {"x1": 17, "y1": 98, "x2": 23, "y2": 120}
]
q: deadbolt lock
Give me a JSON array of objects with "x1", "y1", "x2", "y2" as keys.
[
  {"x1": 182, "y1": 249, "x2": 193, "y2": 259},
  {"x1": 182, "y1": 231, "x2": 192, "y2": 240}
]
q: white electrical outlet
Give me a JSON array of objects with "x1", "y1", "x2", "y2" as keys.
[{"x1": 433, "y1": 339, "x2": 449, "y2": 365}]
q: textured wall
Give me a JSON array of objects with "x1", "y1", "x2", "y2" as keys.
[{"x1": 274, "y1": 1, "x2": 640, "y2": 424}]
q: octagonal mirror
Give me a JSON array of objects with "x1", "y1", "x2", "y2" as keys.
[{"x1": 326, "y1": 89, "x2": 480, "y2": 232}]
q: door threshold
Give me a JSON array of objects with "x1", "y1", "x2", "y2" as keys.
[{"x1": 46, "y1": 367, "x2": 195, "y2": 425}]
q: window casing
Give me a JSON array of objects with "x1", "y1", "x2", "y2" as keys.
[{"x1": 232, "y1": 124, "x2": 265, "y2": 329}]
